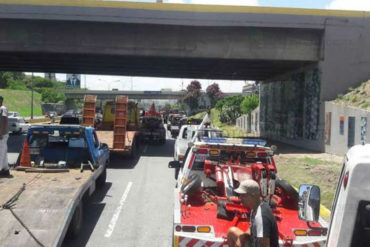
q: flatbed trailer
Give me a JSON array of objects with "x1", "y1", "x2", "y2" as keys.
[
  {"x1": 0, "y1": 167, "x2": 104, "y2": 247},
  {"x1": 83, "y1": 95, "x2": 139, "y2": 157},
  {"x1": 0, "y1": 125, "x2": 109, "y2": 247}
]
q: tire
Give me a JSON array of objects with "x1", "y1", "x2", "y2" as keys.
[
  {"x1": 96, "y1": 167, "x2": 107, "y2": 188},
  {"x1": 275, "y1": 178, "x2": 299, "y2": 209},
  {"x1": 67, "y1": 202, "x2": 83, "y2": 239},
  {"x1": 129, "y1": 140, "x2": 138, "y2": 159},
  {"x1": 276, "y1": 178, "x2": 299, "y2": 200},
  {"x1": 181, "y1": 174, "x2": 202, "y2": 195}
]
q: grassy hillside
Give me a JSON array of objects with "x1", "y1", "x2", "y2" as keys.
[
  {"x1": 190, "y1": 109, "x2": 249, "y2": 137},
  {"x1": 334, "y1": 79, "x2": 370, "y2": 110},
  {"x1": 0, "y1": 89, "x2": 43, "y2": 117}
]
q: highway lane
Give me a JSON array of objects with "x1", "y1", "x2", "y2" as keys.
[{"x1": 62, "y1": 132, "x2": 176, "y2": 247}]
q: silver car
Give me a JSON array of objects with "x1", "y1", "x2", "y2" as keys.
[{"x1": 8, "y1": 117, "x2": 30, "y2": 134}]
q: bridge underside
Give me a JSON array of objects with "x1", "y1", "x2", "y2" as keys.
[{"x1": 0, "y1": 52, "x2": 313, "y2": 80}]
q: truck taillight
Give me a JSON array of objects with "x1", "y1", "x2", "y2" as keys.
[
  {"x1": 257, "y1": 152, "x2": 267, "y2": 158},
  {"x1": 175, "y1": 225, "x2": 211, "y2": 233},
  {"x1": 308, "y1": 230, "x2": 322, "y2": 236},
  {"x1": 294, "y1": 230, "x2": 307, "y2": 236},
  {"x1": 182, "y1": 226, "x2": 196, "y2": 232},
  {"x1": 294, "y1": 229, "x2": 326, "y2": 236},
  {"x1": 197, "y1": 149, "x2": 208, "y2": 154},
  {"x1": 343, "y1": 171, "x2": 349, "y2": 189},
  {"x1": 197, "y1": 226, "x2": 211, "y2": 233},
  {"x1": 246, "y1": 152, "x2": 256, "y2": 157}
]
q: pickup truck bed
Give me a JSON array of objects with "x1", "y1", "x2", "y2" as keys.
[{"x1": 0, "y1": 168, "x2": 97, "y2": 247}]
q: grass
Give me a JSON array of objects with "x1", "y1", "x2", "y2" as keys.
[
  {"x1": 0, "y1": 89, "x2": 43, "y2": 117},
  {"x1": 190, "y1": 109, "x2": 250, "y2": 137},
  {"x1": 334, "y1": 79, "x2": 370, "y2": 110},
  {"x1": 275, "y1": 156, "x2": 342, "y2": 212}
]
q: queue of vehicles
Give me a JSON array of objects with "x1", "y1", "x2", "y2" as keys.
[{"x1": 2, "y1": 99, "x2": 369, "y2": 247}]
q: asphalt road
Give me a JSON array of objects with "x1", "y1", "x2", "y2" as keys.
[{"x1": 7, "y1": 127, "x2": 176, "y2": 247}]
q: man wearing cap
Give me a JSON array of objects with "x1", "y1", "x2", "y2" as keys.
[
  {"x1": 0, "y1": 96, "x2": 9, "y2": 177},
  {"x1": 227, "y1": 179, "x2": 279, "y2": 247}
]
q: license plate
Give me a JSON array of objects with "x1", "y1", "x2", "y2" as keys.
[{"x1": 171, "y1": 126, "x2": 179, "y2": 130}]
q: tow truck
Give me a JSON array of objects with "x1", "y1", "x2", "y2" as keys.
[
  {"x1": 0, "y1": 125, "x2": 109, "y2": 247},
  {"x1": 139, "y1": 103, "x2": 166, "y2": 144},
  {"x1": 298, "y1": 143, "x2": 370, "y2": 247},
  {"x1": 169, "y1": 137, "x2": 327, "y2": 247}
]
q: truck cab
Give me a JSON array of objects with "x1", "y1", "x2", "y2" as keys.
[{"x1": 300, "y1": 144, "x2": 370, "y2": 247}]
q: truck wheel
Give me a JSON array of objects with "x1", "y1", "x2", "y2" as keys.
[
  {"x1": 67, "y1": 202, "x2": 83, "y2": 239},
  {"x1": 181, "y1": 174, "x2": 202, "y2": 195},
  {"x1": 129, "y1": 140, "x2": 138, "y2": 159},
  {"x1": 276, "y1": 178, "x2": 298, "y2": 199},
  {"x1": 96, "y1": 167, "x2": 107, "y2": 188}
]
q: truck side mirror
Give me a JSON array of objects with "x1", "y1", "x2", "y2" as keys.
[
  {"x1": 100, "y1": 143, "x2": 108, "y2": 149},
  {"x1": 298, "y1": 185, "x2": 321, "y2": 222},
  {"x1": 168, "y1": 161, "x2": 181, "y2": 169}
]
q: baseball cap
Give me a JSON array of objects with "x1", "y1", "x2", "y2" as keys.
[{"x1": 234, "y1": 179, "x2": 260, "y2": 196}]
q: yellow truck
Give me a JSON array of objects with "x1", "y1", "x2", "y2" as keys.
[{"x1": 82, "y1": 95, "x2": 140, "y2": 157}]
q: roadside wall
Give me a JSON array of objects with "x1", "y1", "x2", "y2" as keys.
[
  {"x1": 236, "y1": 107, "x2": 260, "y2": 136},
  {"x1": 259, "y1": 67, "x2": 323, "y2": 151},
  {"x1": 325, "y1": 102, "x2": 370, "y2": 156}
]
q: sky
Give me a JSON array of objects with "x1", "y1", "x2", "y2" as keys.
[{"x1": 32, "y1": 0, "x2": 370, "y2": 92}]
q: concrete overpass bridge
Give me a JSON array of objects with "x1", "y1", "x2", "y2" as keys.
[
  {"x1": 63, "y1": 90, "x2": 239, "y2": 100},
  {"x1": 1, "y1": 0, "x2": 370, "y2": 151}
]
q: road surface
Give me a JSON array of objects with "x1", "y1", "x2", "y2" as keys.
[{"x1": 7, "y1": 129, "x2": 176, "y2": 247}]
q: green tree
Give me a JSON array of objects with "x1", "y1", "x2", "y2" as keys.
[
  {"x1": 240, "y1": 94, "x2": 259, "y2": 114},
  {"x1": 41, "y1": 88, "x2": 66, "y2": 103},
  {"x1": 218, "y1": 95, "x2": 245, "y2": 124}
]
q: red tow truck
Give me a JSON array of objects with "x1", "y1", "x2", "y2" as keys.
[{"x1": 169, "y1": 137, "x2": 327, "y2": 247}]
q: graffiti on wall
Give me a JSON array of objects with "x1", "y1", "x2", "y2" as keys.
[
  {"x1": 260, "y1": 68, "x2": 321, "y2": 141},
  {"x1": 361, "y1": 117, "x2": 367, "y2": 144},
  {"x1": 339, "y1": 116, "x2": 344, "y2": 135}
]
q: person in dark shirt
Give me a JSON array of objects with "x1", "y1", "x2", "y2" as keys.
[{"x1": 227, "y1": 179, "x2": 279, "y2": 247}]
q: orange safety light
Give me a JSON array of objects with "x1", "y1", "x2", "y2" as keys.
[
  {"x1": 246, "y1": 152, "x2": 256, "y2": 157},
  {"x1": 209, "y1": 150, "x2": 219, "y2": 155},
  {"x1": 197, "y1": 226, "x2": 211, "y2": 233},
  {"x1": 294, "y1": 230, "x2": 307, "y2": 236}
]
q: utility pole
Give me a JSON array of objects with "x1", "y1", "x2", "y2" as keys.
[{"x1": 31, "y1": 72, "x2": 34, "y2": 120}]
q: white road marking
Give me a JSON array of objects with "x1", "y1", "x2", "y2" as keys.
[
  {"x1": 143, "y1": 144, "x2": 148, "y2": 153},
  {"x1": 104, "y1": 181, "x2": 133, "y2": 238}
]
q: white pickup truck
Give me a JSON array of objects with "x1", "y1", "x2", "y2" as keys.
[
  {"x1": 173, "y1": 125, "x2": 223, "y2": 162},
  {"x1": 299, "y1": 143, "x2": 370, "y2": 247}
]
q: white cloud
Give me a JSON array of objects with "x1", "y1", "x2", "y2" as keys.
[{"x1": 326, "y1": 0, "x2": 370, "y2": 11}]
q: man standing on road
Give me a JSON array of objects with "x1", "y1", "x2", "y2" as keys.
[
  {"x1": 0, "y1": 96, "x2": 9, "y2": 177},
  {"x1": 227, "y1": 180, "x2": 279, "y2": 247}
]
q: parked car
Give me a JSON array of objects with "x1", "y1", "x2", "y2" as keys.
[
  {"x1": 7, "y1": 111, "x2": 20, "y2": 117},
  {"x1": 8, "y1": 117, "x2": 30, "y2": 134},
  {"x1": 46, "y1": 111, "x2": 58, "y2": 118}
]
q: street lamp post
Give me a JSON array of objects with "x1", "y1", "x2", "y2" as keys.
[{"x1": 31, "y1": 72, "x2": 34, "y2": 120}]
